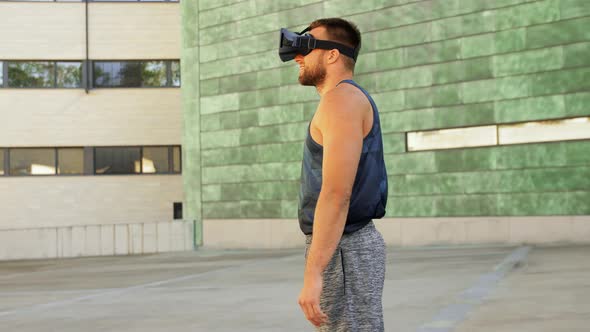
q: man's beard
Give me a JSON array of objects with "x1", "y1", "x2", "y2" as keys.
[{"x1": 298, "y1": 63, "x2": 326, "y2": 87}]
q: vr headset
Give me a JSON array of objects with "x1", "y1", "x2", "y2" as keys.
[{"x1": 279, "y1": 26, "x2": 359, "y2": 62}]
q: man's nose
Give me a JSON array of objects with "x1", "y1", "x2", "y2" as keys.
[{"x1": 294, "y1": 54, "x2": 304, "y2": 63}]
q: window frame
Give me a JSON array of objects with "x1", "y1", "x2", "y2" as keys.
[
  {"x1": 0, "y1": 61, "x2": 5, "y2": 88},
  {"x1": 93, "y1": 146, "x2": 142, "y2": 175},
  {"x1": 1, "y1": 60, "x2": 179, "y2": 89},
  {"x1": 142, "y1": 146, "x2": 171, "y2": 174},
  {"x1": 92, "y1": 145, "x2": 181, "y2": 176},
  {"x1": 3, "y1": 60, "x2": 84, "y2": 89},
  {"x1": 90, "y1": 60, "x2": 180, "y2": 89},
  {"x1": 405, "y1": 116, "x2": 590, "y2": 152},
  {"x1": 8, "y1": 147, "x2": 58, "y2": 176},
  {"x1": 56, "y1": 147, "x2": 85, "y2": 176},
  {"x1": 0, "y1": 148, "x2": 6, "y2": 176},
  {"x1": 0, "y1": 145, "x2": 181, "y2": 177}
]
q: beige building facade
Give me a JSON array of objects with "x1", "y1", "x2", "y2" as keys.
[{"x1": 0, "y1": 1, "x2": 190, "y2": 260}]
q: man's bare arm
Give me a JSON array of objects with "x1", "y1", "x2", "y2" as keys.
[
  {"x1": 305, "y1": 87, "x2": 365, "y2": 277},
  {"x1": 297, "y1": 85, "x2": 368, "y2": 327}
]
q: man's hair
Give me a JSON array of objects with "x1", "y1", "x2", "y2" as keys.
[{"x1": 309, "y1": 18, "x2": 361, "y2": 71}]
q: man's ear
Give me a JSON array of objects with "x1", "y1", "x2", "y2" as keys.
[{"x1": 327, "y1": 49, "x2": 340, "y2": 64}]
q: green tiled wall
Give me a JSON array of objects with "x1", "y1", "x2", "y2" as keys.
[{"x1": 182, "y1": 0, "x2": 590, "y2": 223}]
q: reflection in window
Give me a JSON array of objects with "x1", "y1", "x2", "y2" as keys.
[
  {"x1": 6, "y1": 61, "x2": 82, "y2": 88},
  {"x1": 56, "y1": 62, "x2": 82, "y2": 88},
  {"x1": 93, "y1": 60, "x2": 180, "y2": 87},
  {"x1": 142, "y1": 147, "x2": 169, "y2": 173},
  {"x1": 171, "y1": 61, "x2": 181, "y2": 87},
  {"x1": 173, "y1": 146, "x2": 181, "y2": 173},
  {"x1": 8, "y1": 62, "x2": 54, "y2": 88},
  {"x1": 95, "y1": 147, "x2": 141, "y2": 174},
  {"x1": 0, "y1": 149, "x2": 4, "y2": 175},
  {"x1": 0, "y1": 146, "x2": 181, "y2": 176},
  {"x1": 143, "y1": 61, "x2": 167, "y2": 87},
  {"x1": 10, "y1": 149, "x2": 56, "y2": 175},
  {"x1": 94, "y1": 62, "x2": 135, "y2": 87},
  {"x1": 58, "y1": 148, "x2": 84, "y2": 175}
]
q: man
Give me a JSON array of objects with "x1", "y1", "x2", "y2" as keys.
[{"x1": 278, "y1": 18, "x2": 389, "y2": 331}]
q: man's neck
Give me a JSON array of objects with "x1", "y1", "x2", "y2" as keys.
[{"x1": 316, "y1": 72, "x2": 354, "y2": 97}]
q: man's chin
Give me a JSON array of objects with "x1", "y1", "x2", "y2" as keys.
[{"x1": 298, "y1": 75, "x2": 315, "y2": 86}]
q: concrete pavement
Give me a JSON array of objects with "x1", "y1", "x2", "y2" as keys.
[{"x1": 0, "y1": 245, "x2": 588, "y2": 331}]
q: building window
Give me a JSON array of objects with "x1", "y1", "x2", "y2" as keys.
[
  {"x1": 0, "y1": 146, "x2": 181, "y2": 177},
  {"x1": 144, "y1": 61, "x2": 168, "y2": 87},
  {"x1": 95, "y1": 147, "x2": 142, "y2": 175},
  {"x1": 142, "y1": 146, "x2": 169, "y2": 174},
  {"x1": 407, "y1": 126, "x2": 497, "y2": 152},
  {"x1": 93, "y1": 60, "x2": 180, "y2": 88},
  {"x1": 9, "y1": 148, "x2": 56, "y2": 176},
  {"x1": 8, "y1": 62, "x2": 54, "y2": 88},
  {"x1": 173, "y1": 202, "x2": 182, "y2": 220},
  {"x1": 93, "y1": 62, "x2": 134, "y2": 87},
  {"x1": 56, "y1": 62, "x2": 83, "y2": 88},
  {"x1": 57, "y1": 148, "x2": 84, "y2": 175},
  {"x1": 94, "y1": 146, "x2": 181, "y2": 175},
  {"x1": 406, "y1": 117, "x2": 590, "y2": 152},
  {"x1": 6, "y1": 61, "x2": 82, "y2": 88},
  {"x1": 0, "y1": 61, "x2": 3, "y2": 87},
  {"x1": 171, "y1": 61, "x2": 181, "y2": 87},
  {"x1": 172, "y1": 146, "x2": 181, "y2": 173},
  {"x1": 0, "y1": 149, "x2": 5, "y2": 176}
]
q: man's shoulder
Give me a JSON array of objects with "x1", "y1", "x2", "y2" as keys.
[
  {"x1": 327, "y1": 82, "x2": 365, "y2": 98},
  {"x1": 322, "y1": 83, "x2": 368, "y2": 110}
]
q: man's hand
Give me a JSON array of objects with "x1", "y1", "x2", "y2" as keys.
[{"x1": 298, "y1": 273, "x2": 328, "y2": 327}]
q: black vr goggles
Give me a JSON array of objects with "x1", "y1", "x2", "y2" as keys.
[{"x1": 279, "y1": 27, "x2": 359, "y2": 62}]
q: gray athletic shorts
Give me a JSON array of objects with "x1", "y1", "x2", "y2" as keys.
[{"x1": 305, "y1": 221, "x2": 386, "y2": 332}]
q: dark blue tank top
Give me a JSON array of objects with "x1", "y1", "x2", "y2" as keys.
[{"x1": 298, "y1": 79, "x2": 388, "y2": 235}]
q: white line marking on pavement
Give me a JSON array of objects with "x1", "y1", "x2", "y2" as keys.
[{"x1": 416, "y1": 246, "x2": 531, "y2": 332}]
